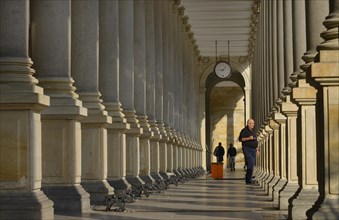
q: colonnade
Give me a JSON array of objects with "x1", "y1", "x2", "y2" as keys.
[
  {"x1": 251, "y1": 0, "x2": 338, "y2": 219},
  {"x1": 0, "y1": 0, "x2": 203, "y2": 219}
]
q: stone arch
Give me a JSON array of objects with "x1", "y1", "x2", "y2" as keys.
[
  {"x1": 199, "y1": 57, "x2": 251, "y2": 89},
  {"x1": 198, "y1": 57, "x2": 251, "y2": 171}
]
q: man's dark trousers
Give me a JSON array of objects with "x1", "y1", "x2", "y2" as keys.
[{"x1": 243, "y1": 146, "x2": 256, "y2": 183}]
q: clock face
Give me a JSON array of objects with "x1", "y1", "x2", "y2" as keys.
[{"x1": 214, "y1": 62, "x2": 231, "y2": 78}]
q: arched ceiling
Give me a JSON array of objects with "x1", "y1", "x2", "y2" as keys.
[{"x1": 180, "y1": 0, "x2": 256, "y2": 57}]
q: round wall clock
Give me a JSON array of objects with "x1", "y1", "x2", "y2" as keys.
[{"x1": 214, "y1": 61, "x2": 231, "y2": 78}]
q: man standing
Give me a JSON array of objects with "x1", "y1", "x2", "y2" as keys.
[
  {"x1": 213, "y1": 142, "x2": 225, "y2": 163},
  {"x1": 227, "y1": 143, "x2": 237, "y2": 171},
  {"x1": 239, "y1": 119, "x2": 258, "y2": 185}
]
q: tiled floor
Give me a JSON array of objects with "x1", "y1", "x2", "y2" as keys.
[{"x1": 55, "y1": 170, "x2": 288, "y2": 220}]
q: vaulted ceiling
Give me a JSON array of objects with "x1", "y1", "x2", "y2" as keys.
[{"x1": 180, "y1": 0, "x2": 257, "y2": 58}]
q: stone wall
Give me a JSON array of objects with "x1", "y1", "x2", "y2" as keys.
[{"x1": 210, "y1": 86, "x2": 245, "y2": 168}]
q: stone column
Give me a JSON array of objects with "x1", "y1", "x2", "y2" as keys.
[
  {"x1": 199, "y1": 88, "x2": 207, "y2": 170},
  {"x1": 311, "y1": 52, "x2": 339, "y2": 219},
  {"x1": 257, "y1": 133, "x2": 265, "y2": 177},
  {"x1": 171, "y1": 1, "x2": 180, "y2": 174},
  {"x1": 165, "y1": 1, "x2": 176, "y2": 174},
  {"x1": 154, "y1": 0, "x2": 169, "y2": 179},
  {"x1": 272, "y1": 109, "x2": 288, "y2": 208},
  {"x1": 290, "y1": 0, "x2": 329, "y2": 218},
  {"x1": 266, "y1": 120, "x2": 280, "y2": 199},
  {"x1": 119, "y1": 0, "x2": 144, "y2": 186},
  {"x1": 99, "y1": 0, "x2": 131, "y2": 190},
  {"x1": 279, "y1": 93, "x2": 299, "y2": 210},
  {"x1": 0, "y1": 1, "x2": 54, "y2": 219},
  {"x1": 277, "y1": 0, "x2": 285, "y2": 92},
  {"x1": 30, "y1": 0, "x2": 90, "y2": 212},
  {"x1": 134, "y1": 0, "x2": 154, "y2": 184},
  {"x1": 261, "y1": 130, "x2": 269, "y2": 179},
  {"x1": 289, "y1": 0, "x2": 307, "y2": 85},
  {"x1": 291, "y1": 81, "x2": 318, "y2": 219},
  {"x1": 178, "y1": 145, "x2": 183, "y2": 171},
  {"x1": 71, "y1": 0, "x2": 113, "y2": 205},
  {"x1": 277, "y1": 0, "x2": 299, "y2": 211},
  {"x1": 262, "y1": 130, "x2": 269, "y2": 178},
  {"x1": 145, "y1": 0, "x2": 162, "y2": 181},
  {"x1": 263, "y1": 124, "x2": 274, "y2": 195},
  {"x1": 158, "y1": 0, "x2": 170, "y2": 179},
  {"x1": 267, "y1": 0, "x2": 274, "y2": 110},
  {"x1": 271, "y1": 0, "x2": 279, "y2": 102},
  {"x1": 310, "y1": 1, "x2": 339, "y2": 218},
  {"x1": 283, "y1": 0, "x2": 294, "y2": 84}
]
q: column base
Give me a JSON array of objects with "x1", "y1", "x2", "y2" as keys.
[
  {"x1": 290, "y1": 188, "x2": 319, "y2": 220},
  {"x1": 151, "y1": 172, "x2": 164, "y2": 180},
  {"x1": 159, "y1": 171, "x2": 172, "y2": 179},
  {"x1": 81, "y1": 180, "x2": 114, "y2": 205},
  {"x1": 256, "y1": 169, "x2": 267, "y2": 180},
  {"x1": 257, "y1": 171, "x2": 269, "y2": 188},
  {"x1": 107, "y1": 178, "x2": 131, "y2": 190},
  {"x1": 312, "y1": 196, "x2": 339, "y2": 220},
  {"x1": 279, "y1": 181, "x2": 299, "y2": 210},
  {"x1": 272, "y1": 177, "x2": 287, "y2": 207},
  {"x1": 125, "y1": 175, "x2": 145, "y2": 187},
  {"x1": 0, "y1": 190, "x2": 54, "y2": 220},
  {"x1": 140, "y1": 174, "x2": 155, "y2": 184},
  {"x1": 262, "y1": 173, "x2": 274, "y2": 195},
  {"x1": 267, "y1": 175, "x2": 280, "y2": 200},
  {"x1": 42, "y1": 184, "x2": 90, "y2": 213}
]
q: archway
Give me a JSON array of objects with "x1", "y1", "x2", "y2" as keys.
[{"x1": 198, "y1": 57, "x2": 251, "y2": 171}]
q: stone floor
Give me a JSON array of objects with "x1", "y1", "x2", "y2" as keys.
[{"x1": 55, "y1": 169, "x2": 288, "y2": 220}]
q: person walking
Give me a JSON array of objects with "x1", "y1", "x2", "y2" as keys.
[
  {"x1": 227, "y1": 143, "x2": 237, "y2": 171},
  {"x1": 238, "y1": 119, "x2": 259, "y2": 185},
  {"x1": 213, "y1": 142, "x2": 225, "y2": 163}
]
